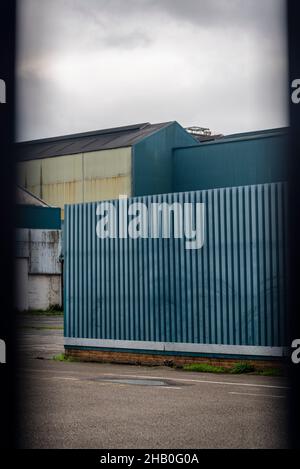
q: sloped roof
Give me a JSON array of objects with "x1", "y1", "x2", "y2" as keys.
[
  {"x1": 223, "y1": 127, "x2": 288, "y2": 140},
  {"x1": 16, "y1": 185, "x2": 50, "y2": 207},
  {"x1": 16, "y1": 122, "x2": 174, "y2": 161}
]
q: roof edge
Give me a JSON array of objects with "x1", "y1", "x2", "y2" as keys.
[
  {"x1": 16, "y1": 122, "x2": 151, "y2": 146},
  {"x1": 173, "y1": 127, "x2": 288, "y2": 151},
  {"x1": 16, "y1": 184, "x2": 51, "y2": 207}
]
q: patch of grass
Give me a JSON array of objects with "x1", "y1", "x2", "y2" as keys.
[
  {"x1": 182, "y1": 361, "x2": 267, "y2": 375},
  {"x1": 183, "y1": 363, "x2": 227, "y2": 373},
  {"x1": 20, "y1": 325, "x2": 63, "y2": 331},
  {"x1": 19, "y1": 309, "x2": 64, "y2": 317},
  {"x1": 230, "y1": 362, "x2": 255, "y2": 374},
  {"x1": 52, "y1": 353, "x2": 76, "y2": 362},
  {"x1": 38, "y1": 326, "x2": 63, "y2": 330}
]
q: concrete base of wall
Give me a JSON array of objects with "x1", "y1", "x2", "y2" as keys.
[
  {"x1": 28, "y1": 274, "x2": 61, "y2": 310},
  {"x1": 65, "y1": 348, "x2": 285, "y2": 371},
  {"x1": 15, "y1": 228, "x2": 62, "y2": 311}
]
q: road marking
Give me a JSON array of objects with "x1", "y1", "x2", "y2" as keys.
[
  {"x1": 229, "y1": 391, "x2": 286, "y2": 399},
  {"x1": 98, "y1": 373, "x2": 289, "y2": 390},
  {"x1": 52, "y1": 377, "x2": 79, "y2": 381},
  {"x1": 19, "y1": 368, "x2": 289, "y2": 390},
  {"x1": 161, "y1": 386, "x2": 182, "y2": 390},
  {"x1": 39, "y1": 376, "x2": 79, "y2": 381}
]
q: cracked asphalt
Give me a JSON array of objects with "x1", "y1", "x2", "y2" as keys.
[{"x1": 16, "y1": 314, "x2": 289, "y2": 449}]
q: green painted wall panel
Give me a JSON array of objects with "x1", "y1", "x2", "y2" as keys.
[
  {"x1": 133, "y1": 121, "x2": 197, "y2": 196},
  {"x1": 173, "y1": 131, "x2": 288, "y2": 192},
  {"x1": 16, "y1": 205, "x2": 61, "y2": 230}
]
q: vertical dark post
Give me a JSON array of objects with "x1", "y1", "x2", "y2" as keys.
[
  {"x1": 288, "y1": 0, "x2": 300, "y2": 449},
  {"x1": 0, "y1": 0, "x2": 16, "y2": 449}
]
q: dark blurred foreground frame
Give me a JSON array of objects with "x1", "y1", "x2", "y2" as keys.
[
  {"x1": 0, "y1": 0, "x2": 16, "y2": 449},
  {"x1": 0, "y1": 0, "x2": 298, "y2": 452},
  {"x1": 288, "y1": 0, "x2": 300, "y2": 450}
]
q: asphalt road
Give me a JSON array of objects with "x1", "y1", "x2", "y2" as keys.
[
  {"x1": 17, "y1": 315, "x2": 289, "y2": 449},
  {"x1": 17, "y1": 313, "x2": 64, "y2": 359}
]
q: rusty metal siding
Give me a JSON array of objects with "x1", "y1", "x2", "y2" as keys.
[
  {"x1": 83, "y1": 147, "x2": 132, "y2": 203},
  {"x1": 64, "y1": 182, "x2": 288, "y2": 354},
  {"x1": 18, "y1": 154, "x2": 84, "y2": 218},
  {"x1": 41, "y1": 154, "x2": 83, "y2": 213},
  {"x1": 17, "y1": 147, "x2": 132, "y2": 218},
  {"x1": 18, "y1": 159, "x2": 41, "y2": 199},
  {"x1": 15, "y1": 229, "x2": 63, "y2": 311},
  {"x1": 15, "y1": 229, "x2": 62, "y2": 275}
]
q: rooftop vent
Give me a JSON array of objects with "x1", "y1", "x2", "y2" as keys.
[{"x1": 185, "y1": 126, "x2": 212, "y2": 137}]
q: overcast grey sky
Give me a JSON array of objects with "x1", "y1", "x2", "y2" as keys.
[{"x1": 16, "y1": 0, "x2": 288, "y2": 141}]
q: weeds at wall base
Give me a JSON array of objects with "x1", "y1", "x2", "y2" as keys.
[{"x1": 182, "y1": 361, "x2": 282, "y2": 376}]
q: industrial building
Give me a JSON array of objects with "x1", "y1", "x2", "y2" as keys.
[
  {"x1": 173, "y1": 127, "x2": 288, "y2": 192},
  {"x1": 64, "y1": 181, "x2": 287, "y2": 365},
  {"x1": 15, "y1": 186, "x2": 62, "y2": 311},
  {"x1": 17, "y1": 121, "x2": 197, "y2": 218},
  {"x1": 17, "y1": 122, "x2": 289, "y2": 365},
  {"x1": 17, "y1": 123, "x2": 287, "y2": 213}
]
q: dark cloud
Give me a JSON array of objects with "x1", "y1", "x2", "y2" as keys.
[
  {"x1": 16, "y1": 0, "x2": 288, "y2": 141},
  {"x1": 61, "y1": 0, "x2": 285, "y2": 34},
  {"x1": 152, "y1": 0, "x2": 284, "y2": 29}
]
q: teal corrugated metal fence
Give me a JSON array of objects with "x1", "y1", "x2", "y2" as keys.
[{"x1": 64, "y1": 182, "x2": 287, "y2": 351}]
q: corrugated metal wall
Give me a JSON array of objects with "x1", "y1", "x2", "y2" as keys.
[
  {"x1": 133, "y1": 121, "x2": 197, "y2": 196},
  {"x1": 18, "y1": 147, "x2": 132, "y2": 218},
  {"x1": 64, "y1": 182, "x2": 288, "y2": 351},
  {"x1": 173, "y1": 131, "x2": 288, "y2": 192}
]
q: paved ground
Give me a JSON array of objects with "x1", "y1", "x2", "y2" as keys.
[
  {"x1": 17, "y1": 314, "x2": 289, "y2": 449},
  {"x1": 18, "y1": 313, "x2": 64, "y2": 359}
]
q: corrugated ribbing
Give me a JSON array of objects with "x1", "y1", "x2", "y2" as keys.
[{"x1": 64, "y1": 182, "x2": 287, "y2": 347}]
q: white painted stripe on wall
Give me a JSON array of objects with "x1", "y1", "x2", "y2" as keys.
[{"x1": 64, "y1": 337, "x2": 288, "y2": 357}]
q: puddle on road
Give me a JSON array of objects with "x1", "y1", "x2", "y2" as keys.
[{"x1": 91, "y1": 377, "x2": 179, "y2": 387}]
